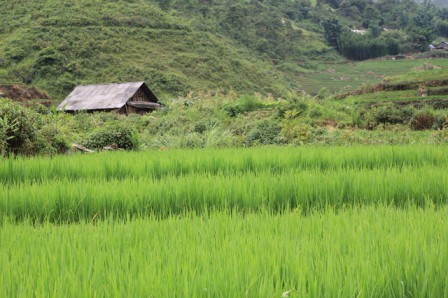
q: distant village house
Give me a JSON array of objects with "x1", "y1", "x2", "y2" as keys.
[
  {"x1": 430, "y1": 41, "x2": 448, "y2": 51},
  {"x1": 350, "y1": 29, "x2": 367, "y2": 35},
  {"x1": 57, "y1": 82, "x2": 161, "y2": 114}
]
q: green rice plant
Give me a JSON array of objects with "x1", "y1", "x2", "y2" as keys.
[
  {"x1": 6, "y1": 166, "x2": 448, "y2": 220},
  {"x1": 1, "y1": 145, "x2": 448, "y2": 222},
  {"x1": 1, "y1": 206, "x2": 447, "y2": 297},
  {"x1": 1, "y1": 145, "x2": 447, "y2": 185}
]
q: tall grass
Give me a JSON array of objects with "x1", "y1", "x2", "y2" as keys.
[
  {"x1": 1, "y1": 145, "x2": 447, "y2": 222},
  {"x1": 1, "y1": 207, "x2": 447, "y2": 297}
]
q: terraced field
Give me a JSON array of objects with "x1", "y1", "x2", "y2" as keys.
[{"x1": 301, "y1": 58, "x2": 448, "y2": 95}]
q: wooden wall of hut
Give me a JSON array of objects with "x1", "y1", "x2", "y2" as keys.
[{"x1": 129, "y1": 88, "x2": 152, "y2": 103}]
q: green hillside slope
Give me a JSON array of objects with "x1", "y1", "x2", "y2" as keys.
[
  {"x1": 0, "y1": 1, "x2": 302, "y2": 98},
  {"x1": 1, "y1": 0, "x2": 446, "y2": 99}
]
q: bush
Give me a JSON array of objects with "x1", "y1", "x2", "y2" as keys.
[
  {"x1": 246, "y1": 120, "x2": 282, "y2": 146},
  {"x1": 83, "y1": 123, "x2": 138, "y2": 150},
  {"x1": 308, "y1": 108, "x2": 323, "y2": 119},
  {"x1": 277, "y1": 100, "x2": 308, "y2": 119},
  {"x1": 0, "y1": 98, "x2": 41, "y2": 155},
  {"x1": 372, "y1": 104, "x2": 408, "y2": 125},
  {"x1": 410, "y1": 111, "x2": 436, "y2": 131},
  {"x1": 224, "y1": 95, "x2": 264, "y2": 117},
  {"x1": 433, "y1": 114, "x2": 447, "y2": 130},
  {"x1": 37, "y1": 126, "x2": 70, "y2": 155}
]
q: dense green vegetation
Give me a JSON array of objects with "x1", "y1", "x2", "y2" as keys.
[
  {"x1": 0, "y1": 1, "x2": 296, "y2": 97},
  {"x1": 2, "y1": 87, "x2": 448, "y2": 157},
  {"x1": 1, "y1": 0, "x2": 448, "y2": 98},
  {"x1": 0, "y1": 0, "x2": 324, "y2": 98}
]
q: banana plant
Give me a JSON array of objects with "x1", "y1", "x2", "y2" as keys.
[{"x1": 0, "y1": 115, "x2": 19, "y2": 155}]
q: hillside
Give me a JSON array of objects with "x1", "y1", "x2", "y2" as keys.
[
  {"x1": 0, "y1": 1, "x2": 309, "y2": 98},
  {"x1": 1, "y1": 0, "x2": 447, "y2": 99}
]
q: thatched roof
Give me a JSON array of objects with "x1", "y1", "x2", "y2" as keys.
[{"x1": 57, "y1": 82, "x2": 158, "y2": 111}]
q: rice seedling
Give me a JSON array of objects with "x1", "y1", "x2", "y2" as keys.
[
  {"x1": 1, "y1": 145, "x2": 447, "y2": 185},
  {"x1": 1, "y1": 145, "x2": 447, "y2": 222},
  {"x1": 1, "y1": 206, "x2": 447, "y2": 297}
]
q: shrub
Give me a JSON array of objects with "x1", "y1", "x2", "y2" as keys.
[
  {"x1": 433, "y1": 114, "x2": 447, "y2": 130},
  {"x1": 308, "y1": 108, "x2": 323, "y2": 119},
  {"x1": 314, "y1": 87, "x2": 330, "y2": 100},
  {"x1": 92, "y1": 112, "x2": 120, "y2": 124},
  {"x1": 246, "y1": 120, "x2": 282, "y2": 146},
  {"x1": 281, "y1": 121, "x2": 312, "y2": 145},
  {"x1": 410, "y1": 111, "x2": 436, "y2": 131},
  {"x1": 224, "y1": 95, "x2": 263, "y2": 117},
  {"x1": 0, "y1": 98, "x2": 41, "y2": 155},
  {"x1": 83, "y1": 123, "x2": 137, "y2": 150},
  {"x1": 38, "y1": 126, "x2": 70, "y2": 155},
  {"x1": 277, "y1": 99, "x2": 308, "y2": 119},
  {"x1": 372, "y1": 104, "x2": 407, "y2": 125},
  {"x1": 351, "y1": 111, "x2": 365, "y2": 128},
  {"x1": 194, "y1": 122, "x2": 207, "y2": 134},
  {"x1": 72, "y1": 112, "x2": 94, "y2": 133}
]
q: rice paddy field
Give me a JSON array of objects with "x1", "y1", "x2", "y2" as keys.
[
  {"x1": 300, "y1": 58, "x2": 448, "y2": 94},
  {"x1": 1, "y1": 146, "x2": 448, "y2": 297}
]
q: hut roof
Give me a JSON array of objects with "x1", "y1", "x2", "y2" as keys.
[
  {"x1": 435, "y1": 41, "x2": 448, "y2": 49},
  {"x1": 57, "y1": 81, "x2": 157, "y2": 111}
]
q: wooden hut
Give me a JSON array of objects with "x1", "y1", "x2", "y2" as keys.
[{"x1": 57, "y1": 82, "x2": 161, "y2": 114}]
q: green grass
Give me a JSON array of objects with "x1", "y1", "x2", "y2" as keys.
[
  {"x1": 1, "y1": 207, "x2": 447, "y2": 297},
  {"x1": 1, "y1": 145, "x2": 448, "y2": 222}
]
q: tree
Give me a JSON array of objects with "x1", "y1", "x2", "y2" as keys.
[
  {"x1": 408, "y1": 9, "x2": 436, "y2": 51},
  {"x1": 362, "y1": 5, "x2": 381, "y2": 28},
  {"x1": 155, "y1": 0, "x2": 173, "y2": 11},
  {"x1": 369, "y1": 21, "x2": 382, "y2": 38},
  {"x1": 437, "y1": 20, "x2": 448, "y2": 36},
  {"x1": 223, "y1": 4, "x2": 248, "y2": 40},
  {"x1": 322, "y1": 18, "x2": 343, "y2": 49}
]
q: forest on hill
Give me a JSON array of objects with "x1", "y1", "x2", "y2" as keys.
[{"x1": 0, "y1": 0, "x2": 448, "y2": 98}]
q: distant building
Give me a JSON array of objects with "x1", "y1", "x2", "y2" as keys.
[
  {"x1": 434, "y1": 42, "x2": 448, "y2": 50},
  {"x1": 350, "y1": 29, "x2": 367, "y2": 35},
  {"x1": 57, "y1": 82, "x2": 161, "y2": 114}
]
